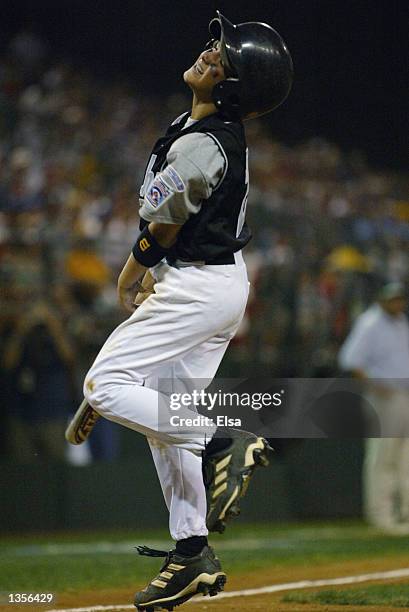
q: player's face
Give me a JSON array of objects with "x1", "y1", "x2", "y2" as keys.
[{"x1": 184, "y1": 41, "x2": 226, "y2": 100}]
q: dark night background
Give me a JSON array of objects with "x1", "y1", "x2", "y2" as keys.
[{"x1": 2, "y1": 0, "x2": 408, "y2": 169}]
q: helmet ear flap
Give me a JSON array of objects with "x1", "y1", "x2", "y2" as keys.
[
  {"x1": 212, "y1": 78, "x2": 241, "y2": 119},
  {"x1": 209, "y1": 12, "x2": 293, "y2": 119}
]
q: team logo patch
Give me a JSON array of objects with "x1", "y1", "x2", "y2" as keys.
[
  {"x1": 139, "y1": 237, "x2": 150, "y2": 251},
  {"x1": 146, "y1": 177, "x2": 171, "y2": 208},
  {"x1": 163, "y1": 165, "x2": 185, "y2": 192}
]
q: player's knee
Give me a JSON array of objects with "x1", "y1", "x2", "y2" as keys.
[
  {"x1": 83, "y1": 374, "x2": 98, "y2": 406},
  {"x1": 83, "y1": 369, "x2": 110, "y2": 407},
  {"x1": 83, "y1": 369, "x2": 128, "y2": 416}
]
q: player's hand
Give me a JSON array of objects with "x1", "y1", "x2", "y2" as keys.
[
  {"x1": 117, "y1": 253, "x2": 147, "y2": 313},
  {"x1": 133, "y1": 270, "x2": 156, "y2": 309},
  {"x1": 117, "y1": 281, "x2": 143, "y2": 313},
  {"x1": 134, "y1": 289, "x2": 154, "y2": 308}
]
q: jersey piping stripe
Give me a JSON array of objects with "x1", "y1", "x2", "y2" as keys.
[
  {"x1": 170, "y1": 111, "x2": 190, "y2": 126},
  {"x1": 236, "y1": 147, "x2": 249, "y2": 237},
  {"x1": 204, "y1": 132, "x2": 229, "y2": 191}
]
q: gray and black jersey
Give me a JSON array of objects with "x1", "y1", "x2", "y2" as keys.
[{"x1": 139, "y1": 111, "x2": 251, "y2": 263}]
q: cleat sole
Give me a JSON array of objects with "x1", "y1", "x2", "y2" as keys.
[
  {"x1": 136, "y1": 572, "x2": 226, "y2": 610},
  {"x1": 209, "y1": 574, "x2": 226, "y2": 596},
  {"x1": 207, "y1": 438, "x2": 274, "y2": 532},
  {"x1": 253, "y1": 439, "x2": 274, "y2": 467},
  {"x1": 65, "y1": 398, "x2": 100, "y2": 445},
  {"x1": 199, "y1": 574, "x2": 226, "y2": 597}
]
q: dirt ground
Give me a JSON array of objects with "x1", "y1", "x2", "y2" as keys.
[{"x1": 2, "y1": 556, "x2": 409, "y2": 612}]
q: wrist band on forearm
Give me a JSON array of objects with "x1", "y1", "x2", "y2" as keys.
[{"x1": 132, "y1": 226, "x2": 170, "y2": 267}]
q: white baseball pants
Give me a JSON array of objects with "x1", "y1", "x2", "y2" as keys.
[
  {"x1": 363, "y1": 389, "x2": 409, "y2": 529},
  {"x1": 84, "y1": 253, "x2": 249, "y2": 540}
]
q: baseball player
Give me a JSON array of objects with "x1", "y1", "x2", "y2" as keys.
[{"x1": 67, "y1": 12, "x2": 293, "y2": 610}]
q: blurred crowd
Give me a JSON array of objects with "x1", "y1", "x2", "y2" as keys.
[{"x1": 1, "y1": 31, "x2": 408, "y2": 461}]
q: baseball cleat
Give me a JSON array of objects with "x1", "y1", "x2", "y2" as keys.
[
  {"x1": 65, "y1": 398, "x2": 100, "y2": 444},
  {"x1": 202, "y1": 429, "x2": 273, "y2": 533},
  {"x1": 134, "y1": 545, "x2": 226, "y2": 610}
]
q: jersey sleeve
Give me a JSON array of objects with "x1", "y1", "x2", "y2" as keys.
[{"x1": 139, "y1": 132, "x2": 226, "y2": 225}]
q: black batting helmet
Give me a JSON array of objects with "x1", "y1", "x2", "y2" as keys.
[{"x1": 209, "y1": 12, "x2": 293, "y2": 120}]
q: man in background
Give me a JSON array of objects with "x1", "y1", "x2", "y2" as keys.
[{"x1": 339, "y1": 282, "x2": 409, "y2": 533}]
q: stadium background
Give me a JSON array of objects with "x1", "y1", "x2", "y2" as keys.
[{"x1": 0, "y1": 3, "x2": 409, "y2": 609}]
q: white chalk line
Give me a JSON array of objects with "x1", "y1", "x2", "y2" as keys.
[{"x1": 47, "y1": 567, "x2": 409, "y2": 611}]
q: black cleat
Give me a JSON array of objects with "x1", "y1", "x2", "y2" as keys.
[
  {"x1": 65, "y1": 398, "x2": 100, "y2": 444},
  {"x1": 202, "y1": 428, "x2": 273, "y2": 533},
  {"x1": 134, "y1": 545, "x2": 226, "y2": 610}
]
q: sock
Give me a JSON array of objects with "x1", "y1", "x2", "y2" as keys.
[{"x1": 175, "y1": 536, "x2": 208, "y2": 557}]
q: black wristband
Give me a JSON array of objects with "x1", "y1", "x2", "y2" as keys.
[{"x1": 132, "y1": 226, "x2": 170, "y2": 267}]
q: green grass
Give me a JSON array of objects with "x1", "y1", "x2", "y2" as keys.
[
  {"x1": 1, "y1": 522, "x2": 409, "y2": 594},
  {"x1": 282, "y1": 584, "x2": 409, "y2": 607}
]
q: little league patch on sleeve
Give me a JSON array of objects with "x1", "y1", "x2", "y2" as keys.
[
  {"x1": 146, "y1": 177, "x2": 171, "y2": 208},
  {"x1": 163, "y1": 165, "x2": 185, "y2": 192}
]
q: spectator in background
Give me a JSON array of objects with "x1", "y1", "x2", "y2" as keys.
[
  {"x1": 2, "y1": 299, "x2": 76, "y2": 461},
  {"x1": 338, "y1": 282, "x2": 409, "y2": 533}
]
